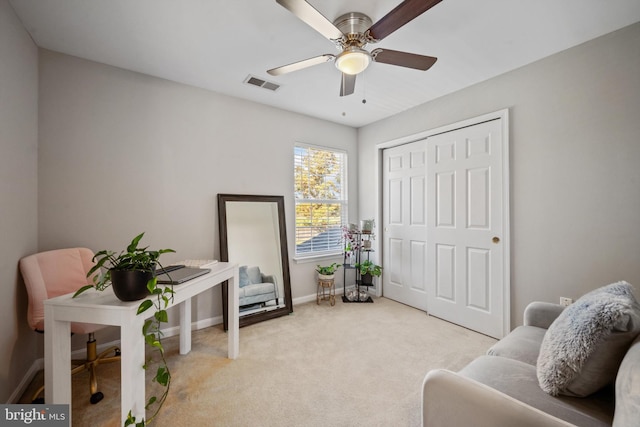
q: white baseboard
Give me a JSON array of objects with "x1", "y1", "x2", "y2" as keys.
[
  {"x1": 292, "y1": 294, "x2": 319, "y2": 305},
  {"x1": 291, "y1": 285, "x2": 373, "y2": 305},
  {"x1": 7, "y1": 359, "x2": 43, "y2": 404}
]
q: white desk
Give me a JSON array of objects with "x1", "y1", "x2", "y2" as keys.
[{"x1": 44, "y1": 262, "x2": 239, "y2": 425}]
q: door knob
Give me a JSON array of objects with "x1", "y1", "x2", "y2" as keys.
[{"x1": 492, "y1": 237, "x2": 500, "y2": 244}]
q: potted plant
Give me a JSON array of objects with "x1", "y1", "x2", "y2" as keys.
[
  {"x1": 75, "y1": 232, "x2": 175, "y2": 301},
  {"x1": 356, "y1": 259, "x2": 382, "y2": 286},
  {"x1": 360, "y1": 219, "x2": 375, "y2": 234},
  {"x1": 316, "y1": 262, "x2": 340, "y2": 280},
  {"x1": 74, "y1": 233, "x2": 175, "y2": 426},
  {"x1": 362, "y1": 232, "x2": 375, "y2": 250}
]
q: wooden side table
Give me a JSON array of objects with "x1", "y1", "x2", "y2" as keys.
[{"x1": 317, "y1": 278, "x2": 336, "y2": 306}]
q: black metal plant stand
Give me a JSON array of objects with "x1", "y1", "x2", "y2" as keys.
[{"x1": 342, "y1": 231, "x2": 374, "y2": 303}]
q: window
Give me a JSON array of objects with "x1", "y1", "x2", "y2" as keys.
[{"x1": 294, "y1": 144, "x2": 347, "y2": 257}]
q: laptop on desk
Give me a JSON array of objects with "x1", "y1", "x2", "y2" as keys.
[{"x1": 155, "y1": 266, "x2": 211, "y2": 284}]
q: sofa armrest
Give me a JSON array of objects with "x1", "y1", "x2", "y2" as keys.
[
  {"x1": 422, "y1": 369, "x2": 574, "y2": 427},
  {"x1": 261, "y1": 274, "x2": 278, "y2": 297},
  {"x1": 523, "y1": 302, "x2": 565, "y2": 329}
]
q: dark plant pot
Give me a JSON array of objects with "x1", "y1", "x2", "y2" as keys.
[
  {"x1": 110, "y1": 269, "x2": 152, "y2": 301},
  {"x1": 361, "y1": 273, "x2": 374, "y2": 286}
]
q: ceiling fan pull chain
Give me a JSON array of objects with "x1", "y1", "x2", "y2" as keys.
[{"x1": 362, "y1": 73, "x2": 367, "y2": 104}]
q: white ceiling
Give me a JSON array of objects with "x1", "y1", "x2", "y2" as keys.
[{"x1": 9, "y1": 0, "x2": 640, "y2": 128}]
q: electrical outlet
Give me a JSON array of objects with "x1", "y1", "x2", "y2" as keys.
[{"x1": 560, "y1": 297, "x2": 573, "y2": 307}]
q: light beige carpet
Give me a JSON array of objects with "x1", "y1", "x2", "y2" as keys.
[{"x1": 23, "y1": 297, "x2": 496, "y2": 426}]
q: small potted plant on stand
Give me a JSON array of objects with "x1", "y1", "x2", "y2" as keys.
[
  {"x1": 360, "y1": 219, "x2": 375, "y2": 234},
  {"x1": 316, "y1": 263, "x2": 340, "y2": 306},
  {"x1": 74, "y1": 233, "x2": 175, "y2": 426},
  {"x1": 316, "y1": 262, "x2": 340, "y2": 281},
  {"x1": 356, "y1": 259, "x2": 382, "y2": 286}
]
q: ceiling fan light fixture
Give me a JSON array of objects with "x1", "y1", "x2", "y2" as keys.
[{"x1": 335, "y1": 47, "x2": 371, "y2": 75}]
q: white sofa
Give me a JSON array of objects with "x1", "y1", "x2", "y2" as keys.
[
  {"x1": 238, "y1": 265, "x2": 278, "y2": 307},
  {"x1": 422, "y1": 288, "x2": 640, "y2": 427}
]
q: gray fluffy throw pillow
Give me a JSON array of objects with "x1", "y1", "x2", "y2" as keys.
[{"x1": 537, "y1": 281, "x2": 640, "y2": 397}]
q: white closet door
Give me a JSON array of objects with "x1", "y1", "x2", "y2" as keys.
[
  {"x1": 426, "y1": 118, "x2": 506, "y2": 338},
  {"x1": 382, "y1": 140, "x2": 428, "y2": 311},
  {"x1": 381, "y1": 114, "x2": 509, "y2": 338}
]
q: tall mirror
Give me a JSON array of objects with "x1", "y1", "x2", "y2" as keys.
[{"x1": 218, "y1": 194, "x2": 293, "y2": 328}]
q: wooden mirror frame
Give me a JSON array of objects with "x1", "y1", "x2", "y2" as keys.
[{"x1": 218, "y1": 193, "x2": 293, "y2": 329}]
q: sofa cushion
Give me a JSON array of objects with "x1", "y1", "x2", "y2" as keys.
[
  {"x1": 243, "y1": 281, "x2": 275, "y2": 297},
  {"x1": 460, "y1": 355, "x2": 614, "y2": 427},
  {"x1": 613, "y1": 334, "x2": 640, "y2": 427},
  {"x1": 487, "y1": 325, "x2": 547, "y2": 366},
  {"x1": 247, "y1": 266, "x2": 262, "y2": 284},
  {"x1": 537, "y1": 281, "x2": 640, "y2": 397},
  {"x1": 239, "y1": 265, "x2": 250, "y2": 287}
]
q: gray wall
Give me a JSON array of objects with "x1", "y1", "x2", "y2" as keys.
[
  {"x1": 37, "y1": 50, "x2": 357, "y2": 345},
  {"x1": 0, "y1": 0, "x2": 39, "y2": 403},
  {"x1": 358, "y1": 22, "x2": 640, "y2": 329}
]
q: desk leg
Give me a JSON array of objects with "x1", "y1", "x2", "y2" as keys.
[
  {"x1": 228, "y1": 271, "x2": 239, "y2": 359},
  {"x1": 179, "y1": 298, "x2": 191, "y2": 355},
  {"x1": 45, "y1": 305, "x2": 71, "y2": 414},
  {"x1": 120, "y1": 316, "x2": 146, "y2": 425}
]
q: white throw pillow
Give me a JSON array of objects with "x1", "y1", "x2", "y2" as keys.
[{"x1": 537, "y1": 281, "x2": 640, "y2": 397}]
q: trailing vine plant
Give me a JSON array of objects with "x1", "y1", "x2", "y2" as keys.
[
  {"x1": 73, "y1": 233, "x2": 175, "y2": 426},
  {"x1": 124, "y1": 275, "x2": 175, "y2": 426}
]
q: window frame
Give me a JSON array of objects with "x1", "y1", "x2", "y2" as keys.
[{"x1": 293, "y1": 143, "x2": 348, "y2": 260}]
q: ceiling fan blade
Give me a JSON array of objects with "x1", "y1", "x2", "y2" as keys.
[
  {"x1": 367, "y1": 0, "x2": 442, "y2": 42},
  {"x1": 276, "y1": 0, "x2": 344, "y2": 41},
  {"x1": 267, "y1": 54, "x2": 335, "y2": 76},
  {"x1": 372, "y1": 48, "x2": 437, "y2": 71},
  {"x1": 340, "y1": 73, "x2": 356, "y2": 97}
]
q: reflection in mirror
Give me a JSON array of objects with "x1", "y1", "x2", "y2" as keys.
[{"x1": 218, "y1": 194, "x2": 293, "y2": 328}]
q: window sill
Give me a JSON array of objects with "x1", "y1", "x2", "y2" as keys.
[{"x1": 293, "y1": 253, "x2": 343, "y2": 264}]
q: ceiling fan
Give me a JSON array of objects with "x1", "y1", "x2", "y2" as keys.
[{"x1": 267, "y1": 0, "x2": 443, "y2": 97}]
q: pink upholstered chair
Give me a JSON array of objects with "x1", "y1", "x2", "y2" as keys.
[{"x1": 19, "y1": 247, "x2": 121, "y2": 404}]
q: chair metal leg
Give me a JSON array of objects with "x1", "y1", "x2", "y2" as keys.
[
  {"x1": 31, "y1": 385, "x2": 45, "y2": 404},
  {"x1": 37, "y1": 332, "x2": 120, "y2": 404},
  {"x1": 73, "y1": 333, "x2": 121, "y2": 404}
]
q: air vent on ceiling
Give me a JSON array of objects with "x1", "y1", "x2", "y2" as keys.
[{"x1": 244, "y1": 75, "x2": 280, "y2": 91}]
